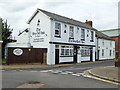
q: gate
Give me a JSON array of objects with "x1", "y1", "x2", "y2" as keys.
[{"x1": 8, "y1": 48, "x2": 47, "y2": 64}]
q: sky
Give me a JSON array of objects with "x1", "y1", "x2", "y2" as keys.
[{"x1": 0, "y1": 0, "x2": 119, "y2": 38}]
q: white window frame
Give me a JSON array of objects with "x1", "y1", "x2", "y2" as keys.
[
  {"x1": 69, "y1": 26, "x2": 74, "y2": 39},
  {"x1": 55, "y1": 22, "x2": 61, "y2": 37},
  {"x1": 81, "y1": 29, "x2": 85, "y2": 41},
  {"x1": 81, "y1": 46, "x2": 90, "y2": 57},
  {"x1": 60, "y1": 45, "x2": 73, "y2": 57},
  {"x1": 90, "y1": 31, "x2": 94, "y2": 42}
]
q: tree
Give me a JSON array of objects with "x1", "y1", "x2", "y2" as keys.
[{"x1": 1, "y1": 19, "x2": 15, "y2": 59}]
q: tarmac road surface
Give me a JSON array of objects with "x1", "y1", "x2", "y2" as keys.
[{"x1": 2, "y1": 61, "x2": 119, "y2": 88}]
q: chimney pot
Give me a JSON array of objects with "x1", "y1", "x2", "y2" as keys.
[{"x1": 85, "y1": 20, "x2": 92, "y2": 27}]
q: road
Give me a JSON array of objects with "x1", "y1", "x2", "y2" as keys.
[{"x1": 2, "y1": 61, "x2": 119, "y2": 88}]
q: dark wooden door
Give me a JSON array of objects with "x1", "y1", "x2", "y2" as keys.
[
  {"x1": 73, "y1": 46, "x2": 77, "y2": 63},
  {"x1": 55, "y1": 49, "x2": 59, "y2": 64},
  {"x1": 90, "y1": 49, "x2": 93, "y2": 61}
]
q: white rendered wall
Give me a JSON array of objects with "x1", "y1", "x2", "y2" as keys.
[
  {"x1": 17, "y1": 32, "x2": 29, "y2": 44},
  {"x1": 50, "y1": 20, "x2": 96, "y2": 46},
  {"x1": 98, "y1": 38, "x2": 115, "y2": 60},
  {"x1": 29, "y1": 11, "x2": 51, "y2": 49}
]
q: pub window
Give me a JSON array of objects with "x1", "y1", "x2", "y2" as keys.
[
  {"x1": 81, "y1": 46, "x2": 90, "y2": 57},
  {"x1": 81, "y1": 29, "x2": 85, "y2": 41},
  {"x1": 69, "y1": 26, "x2": 74, "y2": 39},
  {"x1": 55, "y1": 23, "x2": 61, "y2": 37},
  {"x1": 61, "y1": 45, "x2": 73, "y2": 56},
  {"x1": 90, "y1": 31, "x2": 94, "y2": 42}
]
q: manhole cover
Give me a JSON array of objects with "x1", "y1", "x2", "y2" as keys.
[{"x1": 17, "y1": 81, "x2": 44, "y2": 88}]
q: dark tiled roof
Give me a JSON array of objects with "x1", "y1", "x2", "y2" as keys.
[
  {"x1": 96, "y1": 31, "x2": 115, "y2": 41},
  {"x1": 39, "y1": 9, "x2": 96, "y2": 30},
  {"x1": 28, "y1": 8, "x2": 115, "y2": 41}
]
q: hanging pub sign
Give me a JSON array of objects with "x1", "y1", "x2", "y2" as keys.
[{"x1": 13, "y1": 48, "x2": 23, "y2": 56}]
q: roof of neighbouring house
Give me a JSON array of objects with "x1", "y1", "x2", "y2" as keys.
[
  {"x1": 18, "y1": 28, "x2": 29, "y2": 36},
  {"x1": 27, "y1": 8, "x2": 115, "y2": 41},
  {"x1": 96, "y1": 31, "x2": 115, "y2": 41}
]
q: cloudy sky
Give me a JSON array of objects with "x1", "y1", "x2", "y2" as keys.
[{"x1": 0, "y1": 0, "x2": 119, "y2": 38}]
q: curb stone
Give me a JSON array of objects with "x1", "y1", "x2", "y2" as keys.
[{"x1": 88, "y1": 69, "x2": 120, "y2": 84}]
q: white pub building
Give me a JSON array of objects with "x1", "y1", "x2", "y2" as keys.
[{"x1": 7, "y1": 9, "x2": 115, "y2": 65}]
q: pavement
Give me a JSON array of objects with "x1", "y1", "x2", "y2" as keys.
[
  {"x1": 85, "y1": 66, "x2": 120, "y2": 84},
  {"x1": 1, "y1": 60, "x2": 114, "y2": 70}
]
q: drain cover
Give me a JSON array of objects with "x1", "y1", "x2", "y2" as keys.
[{"x1": 27, "y1": 81, "x2": 40, "y2": 84}]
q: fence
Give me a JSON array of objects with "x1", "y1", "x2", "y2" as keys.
[{"x1": 7, "y1": 48, "x2": 47, "y2": 65}]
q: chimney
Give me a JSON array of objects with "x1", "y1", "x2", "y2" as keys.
[{"x1": 85, "y1": 20, "x2": 93, "y2": 27}]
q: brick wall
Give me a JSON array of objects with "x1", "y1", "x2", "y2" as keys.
[{"x1": 112, "y1": 37, "x2": 118, "y2": 51}]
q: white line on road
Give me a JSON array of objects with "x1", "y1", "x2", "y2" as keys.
[{"x1": 30, "y1": 71, "x2": 38, "y2": 72}]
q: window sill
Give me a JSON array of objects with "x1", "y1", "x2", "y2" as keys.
[{"x1": 55, "y1": 35, "x2": 61, "y2": 38}]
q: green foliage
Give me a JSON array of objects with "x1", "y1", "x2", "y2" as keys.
[
  {"x1": 1, "y1": 18, "x2": 16, "y2": 59},
  {"x1": 116, "y1": 59, "x2": 119, "y2": 62},
  {"x1": 2, "y1": 19, "x2": 13, "y2": 47},
  {"x1": 2, "y1": 59, "x2": 7, "y2": 64}
]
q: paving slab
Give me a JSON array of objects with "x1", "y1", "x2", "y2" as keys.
[{"x1": 88, "y1": 66, "x2": 120, "y2": 83}]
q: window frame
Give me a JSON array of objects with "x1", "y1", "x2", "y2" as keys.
[
  {"x1": 90, "y1": 31, "x2": 94, "y2": 42},
  {"x1": 60, "y1": 45, "x2": 73, "y2": 57},
  {"x1": 69, "y1": 26, "x2": 74, "y2": 39},
  {"x1": 81, "y1": 28, "x2": 85, "y2": 41},
  {"x1": 81, "y1": 46, "x2": 90, "y2": 57},
  {"x1": 55, "y1": 22, "x2": 61, "y2": 37}
]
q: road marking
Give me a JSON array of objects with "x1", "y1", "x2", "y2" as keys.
[
  {"x1": 19, "y1": 70, "x2": 23, "y2": 72},
  {"x1": 12, "y1": 70, "x2": 17, "y2": 71},
  {"x1": 83, "y1": 70, "x2": 120, "y2": 85},
  {"x1": 30, "y1": 71, "x2": 38, "y2": 72},
  {"x1": 65, "y1": 71, "x2": 73, "y2": 74},
  {"x1": 60, "y1": 72, "x2": 68, "y2": 75},
  {"x1": 40, "y1": 70, "x2": 49, "y2": 73}
]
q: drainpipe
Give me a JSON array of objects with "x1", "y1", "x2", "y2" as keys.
[{"x1": 118, "y1": 2, "x2": 120, "y2": 61}]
